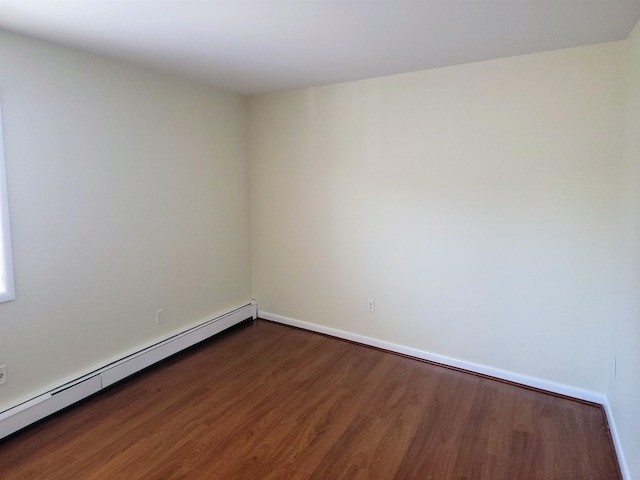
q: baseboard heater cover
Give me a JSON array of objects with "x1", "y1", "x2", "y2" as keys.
[{"x1": 0, "y1": 304, "x2": 253, "y2": 439}]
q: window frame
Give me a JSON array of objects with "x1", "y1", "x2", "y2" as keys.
[{"x1": 0, "y1": 102, "x2": 15, "y2": 302}]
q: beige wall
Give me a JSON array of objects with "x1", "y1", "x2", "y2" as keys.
[
  {"x1": 249, "y1": 42, "x2": 625, "y2": 393},
  {"x1": 610, "y1": 18, "x2": 640, "y2": 479},
  {"x1": 0, "y1": 31, "x2": 251, "y2": 410},
  {"x1": 1, "y1": 20, "x2": 638, "y2": 475}
]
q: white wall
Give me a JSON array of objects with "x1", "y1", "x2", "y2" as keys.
[
  {"x1": 610, "y1": 18, "x2": 640, "y2": 479},
  {"x1": 249, "y1": 42, "x2": 625, "y2": 393},
  {"x1": 0, "y1": 30, "x2": 251, "y2": 411}
]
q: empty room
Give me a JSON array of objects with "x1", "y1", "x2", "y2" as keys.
[{"x1": 0, "y1": 1, "x2": 639, "y2": 478}]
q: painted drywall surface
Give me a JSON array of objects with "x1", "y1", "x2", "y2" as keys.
[
  {"x1": 610, "y1": 18, "x2": 640, "y2": 478},
  {"x1": 250, "y1": 42, "x2": 625, "y2": 393},
  {"x1": 0, "y1": 31, "x2": 251, "y2": 410}
]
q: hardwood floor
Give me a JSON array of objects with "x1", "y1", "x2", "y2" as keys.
[{"x1": 0, "y1": 320, "x2": 621, "y2": 479}]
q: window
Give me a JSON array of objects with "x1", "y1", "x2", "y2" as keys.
[{"x1": 0, "y1": 103, "x2": 15, "y2": 302}]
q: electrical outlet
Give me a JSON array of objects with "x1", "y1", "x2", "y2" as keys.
[
  {"x1": 156, "y1": 309, "x2": 164, "y2": 325},
  {"x1": 0, "y1": 365, "x2": 7, "y2": 385},
  {"x1": 368, "y1": 299, "x2": 376, "y2": 313}
]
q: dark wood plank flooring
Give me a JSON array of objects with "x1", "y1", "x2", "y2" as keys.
[{"x1": 0, "y1": 319, "x2": 621, "y2": 479}]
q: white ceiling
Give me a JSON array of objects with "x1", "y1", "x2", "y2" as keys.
[{"x1": 1, "y1": 1, "x2": 640, "y2": 95}]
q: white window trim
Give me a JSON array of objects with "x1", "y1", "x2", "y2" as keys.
[{"x1": 0, "y1": 103, "x2": 15, "y2": 302}]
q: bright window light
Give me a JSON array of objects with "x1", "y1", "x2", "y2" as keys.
[{"x1": 0, "y1": 103, "x2": 15, "y2": 302}]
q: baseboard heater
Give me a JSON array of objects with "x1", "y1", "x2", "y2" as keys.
[{"x1": 0, "y1": 302, "x2": 257, "y2": 440}]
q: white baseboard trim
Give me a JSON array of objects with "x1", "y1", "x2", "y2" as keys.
[
  {"x1": 262, "y1": 311, "x2": 633, "y2": 473},
  {"x1": 603, "y1": 398, "x2": 631, "y2": 480},
  {"x1": 0, "y1": 303, "x2": 254, "y2": 440},
  {"x1": 260, "y1": 311, "x2": 607, "y2": 405}
]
